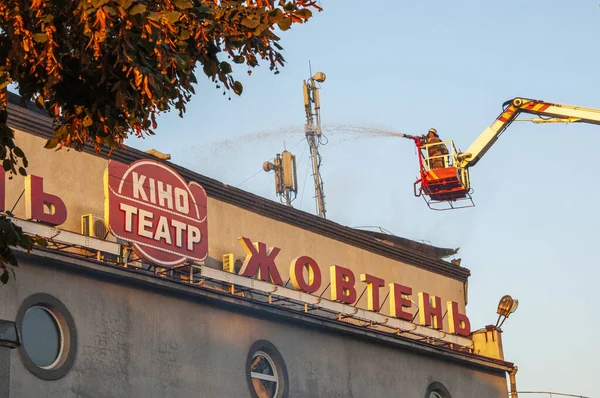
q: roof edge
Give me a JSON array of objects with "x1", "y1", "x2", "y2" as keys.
[{"x1": 6, "y1": 93, "x2": 471, "y2": 282}]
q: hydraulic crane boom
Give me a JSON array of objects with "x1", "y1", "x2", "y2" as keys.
[
  {"x1": 458, "y1": 97, "x2": 600, "y2": 168},
  {"x1": 409, "y1": 97, "x2": 600, "y2": 210}
]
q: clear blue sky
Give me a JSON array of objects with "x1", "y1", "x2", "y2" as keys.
[{"x1": 128, "y1": 1, "x2": 600, "y2": 396}]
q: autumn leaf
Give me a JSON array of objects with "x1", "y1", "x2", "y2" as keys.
[
  {"x1": 233, "y1": 81, "x2": 243, "y2": 95},
  {"x1": 129, "y1": 4, "x2": 146, "y2": 15},
  {"x1": 33, "y1": 33, "x2": 48, "y2": 43},
  {"x1": 13, "y1": 147, "x2": 25, "y2": 158},
  {"x1": 242, "y1": 18, "x2": 261, "y2": 29},
  {"x1": 220, "y1": 61, "x2": 233, "y2": 74},
  {"x1": 165, "y1": 12, "x2": 181, "y2": 23},
  {"x1": 174, "y1": 0, "x2": 194, "y2": 9},
  {"x1": 277, "y1": 17, "x2": 292, "y2": 31}
]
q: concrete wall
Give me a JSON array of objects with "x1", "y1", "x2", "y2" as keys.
[
  {"x1": 0, "y1": 255, "x2": 507, "y2": 398},
  {"x1": 0, "y1": 346, "x2": 10, "y2": 398},
  {"x1": 5, "y1": 129, "x2": 468, "y2": 334}
]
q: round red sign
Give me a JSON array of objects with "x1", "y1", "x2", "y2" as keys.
[{"x1": 106, "y1": 160, "x2": 208, "y2": 267}]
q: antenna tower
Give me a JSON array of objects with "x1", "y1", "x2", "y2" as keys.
[
  {"x1": 303, "y1": 70, "x2": 327, "y2": 219},
  {"x1": 263, "y1": 150, "x2": 298, "y2": 207}
]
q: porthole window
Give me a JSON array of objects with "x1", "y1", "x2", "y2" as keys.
[
  {"x1": 21, "y1": 307, "x2": 61, "y2": 368},
  {"x1": 246, "y1": 340, "x2": 288, "y2": 398},
  {"x1": 250, "y1": 351, "x2": 279, "y2": 397},
  {"x1": 16, "y1": 293, "x2": 77, "y2": 380},
  {"x1": 425, "y1": 382, "x2": 452, "y2": 398}
]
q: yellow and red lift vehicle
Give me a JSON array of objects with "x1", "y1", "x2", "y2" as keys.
[{"x1": 405, "y1": 97, "x2": 600, "y2": 210}]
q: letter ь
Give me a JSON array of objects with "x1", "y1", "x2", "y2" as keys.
[{"x1": 237, "y1": 237, "x2": 284, "y2": 286}]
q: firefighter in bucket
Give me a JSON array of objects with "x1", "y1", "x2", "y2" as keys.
[{"x1": 421, "y1": 128, "x2": 449, "y2": 169}]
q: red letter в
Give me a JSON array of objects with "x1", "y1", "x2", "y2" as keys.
[
  {"x1": 330, "y1": 265, "x2": 357, "y2": 304},
  {"x1": 25, "y1": 175, "x2": 67, "y2": 226}
]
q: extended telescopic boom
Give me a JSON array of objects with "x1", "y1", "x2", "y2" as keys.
[{"x1": 457, "y1": 97, "x2": 600, "y2": 168}]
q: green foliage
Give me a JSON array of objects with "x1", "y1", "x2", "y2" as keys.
[
  {"x1": 0, "y1": 213, "x2": 47, "y2": 285},
  {"x1": 0, "y1": 0, "x2": 321, "y2": 284},
  {"x1": 0, "y1": 0, "x2": 321, "y2": 152}
]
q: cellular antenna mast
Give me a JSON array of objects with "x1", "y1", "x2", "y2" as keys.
[
  {"x1": 303, "y1": 70, "x2": 327, "y2": 219},
  {"x1": 263, "y1": 150, "x2": 298, "y2": 207}
]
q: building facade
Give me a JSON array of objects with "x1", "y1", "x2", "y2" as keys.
[{"x1": 0, "y1": 94, "x2": 513, "y2": 397}]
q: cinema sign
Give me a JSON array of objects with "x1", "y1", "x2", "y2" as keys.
[
  {"x1": 104, "y1": 160, "x2": 208, "y2": 267},
  {"x1": 101, "y1": 159, "x2": 468, "y2": 336}
]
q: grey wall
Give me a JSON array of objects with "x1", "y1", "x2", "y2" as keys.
[
  {"x1": 0, "y1": 255, "x2": 507, "y2": 398},
  {"x1": 0, "y1": 346, "x2": 11, "y2": 398}
]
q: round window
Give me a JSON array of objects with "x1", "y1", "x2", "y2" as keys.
[
  {"x1": 425, "y1": 382, "x2": 452, "y2": 398},
  {"x1": 21, "y1": 307, "x2": 62, "y2": 368},
  {"x1": 246, "y1": 341, "x2": 288, "y2": 398},
  {"x1": 250, "y1": 351, "x2": 279, "y2": 397},
  {"x1": 16, "y1": 293, "x2": 77, "y2": 380}
]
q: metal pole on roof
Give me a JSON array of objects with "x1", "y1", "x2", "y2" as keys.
[{"x1": 302, "y1": 71, "x2": 327, "y2": 219}]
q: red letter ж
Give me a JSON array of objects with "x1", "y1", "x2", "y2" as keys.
[{"x1": 237, "y1": 237, "x2": 284, "y2": 286}]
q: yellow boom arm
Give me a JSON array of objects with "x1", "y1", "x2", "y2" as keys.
[{"x1": 458, "y1": 97, "x2": 600, "y2": 168}]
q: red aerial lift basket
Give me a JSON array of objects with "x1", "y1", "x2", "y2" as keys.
[
  {"x1": 420, "y1": 168, "x2": 469, "y2": 201},
  {"x1": 413, "y1": 138, "x2": 474, "y2": 210}
]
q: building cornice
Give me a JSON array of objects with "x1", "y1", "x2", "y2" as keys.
[
  {"x1": 20, "y1": 248, "x2": 509, "y2": 374},
  {"x1": 6, "y1": 92, "x2": 471, "y2": 282}
]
